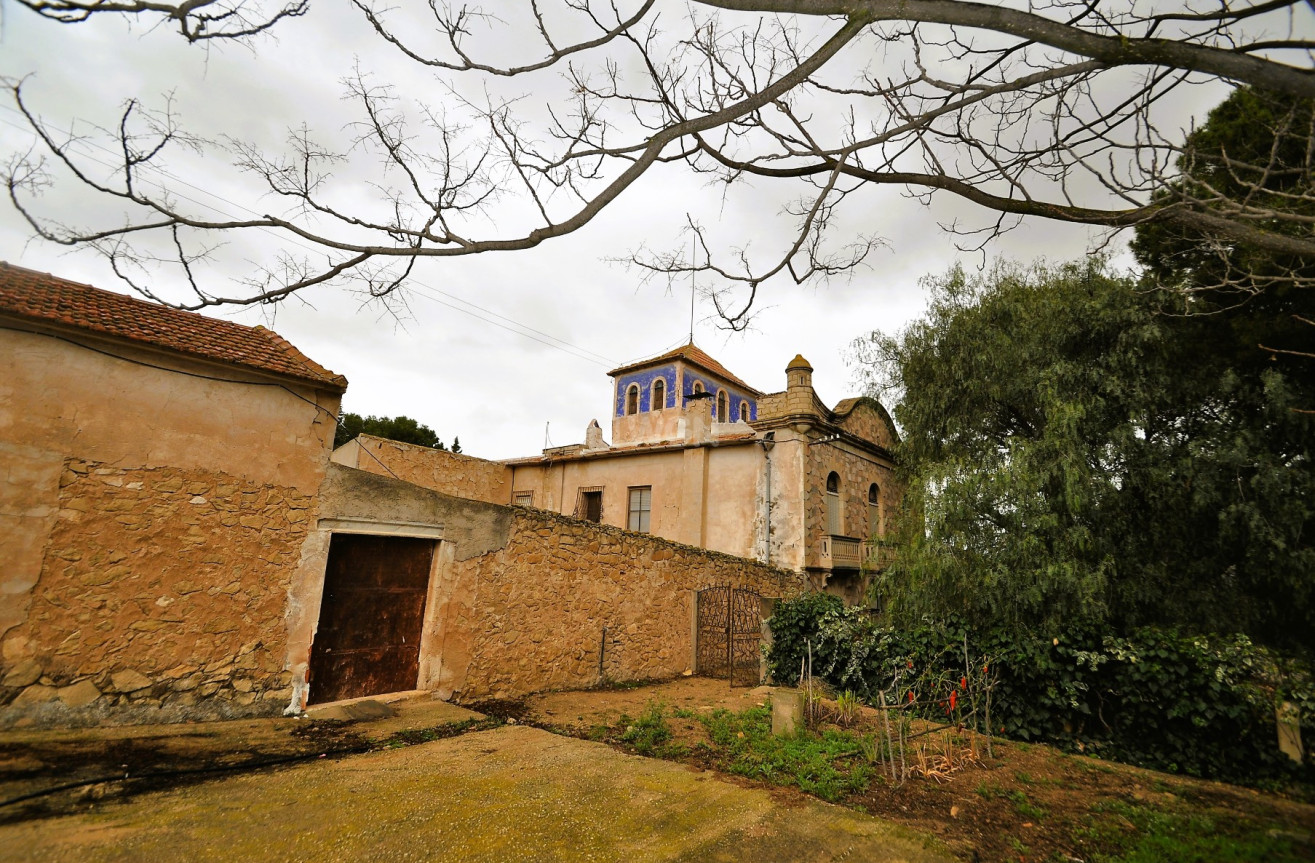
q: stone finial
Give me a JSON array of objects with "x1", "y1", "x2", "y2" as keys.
[{"x1": 786, "y1": 354, "x2": 813, "y2": 391}]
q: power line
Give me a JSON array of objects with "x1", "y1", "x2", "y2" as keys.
[{"x1": 0, "y1": 107, "x2": 619, "y2": 368}]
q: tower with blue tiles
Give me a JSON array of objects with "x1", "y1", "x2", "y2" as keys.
[{"x1": 607, "y1": 342, "x2": 761, "y2": 446}]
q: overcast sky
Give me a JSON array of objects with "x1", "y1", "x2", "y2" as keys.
[{"x1": 0, "y1": 1, "x2": 1237, "y2": 459}]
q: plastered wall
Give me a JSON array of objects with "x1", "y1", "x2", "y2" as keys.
[{"x1": 0, "y1": 324, "x2": 341, "y2": 728}]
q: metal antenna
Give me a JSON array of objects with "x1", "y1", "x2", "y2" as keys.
[{"x1": 689, "y1": 233, "x2": 696, "y2": 344}]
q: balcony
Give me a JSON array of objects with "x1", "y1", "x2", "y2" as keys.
[
  {"x1": 819, "y1": 534, "x2": 862, "y2": 570},
  {"x1": 861, "y1": 540, "x2": 895, "y2": 571}
]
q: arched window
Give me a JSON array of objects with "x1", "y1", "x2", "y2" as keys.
[
  {"x1": 717, "y1": 390, "x2": 728, "y2": 422},
  {"x1": 626, "y1": 383, "x2": 639, "y2": 415},
  {"x1": 739, "y1": 402, "x2": 749, "y2": 422},
  {"x1": 868, "y1": 483, "x2": 881, "y2": 537},
  {"x1": 826, "y1": 471, "x2": 841, "y2": 535},
  {"x1": 692, "y1": 380, "x2": 704, "y2": 394},
  {"x1": 652, "y1": 378, "x2": 665, "y2": 410}
]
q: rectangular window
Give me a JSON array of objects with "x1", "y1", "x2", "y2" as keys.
[
  {"x1": 577, "y1": 488, "x2": 604, "y2": 523},
  {"x1": 513, "y1": 491, "x2": 534, "y2": 507},
  {"x1": 628, "y1": 486, "x2": 652, "y2": 533}
]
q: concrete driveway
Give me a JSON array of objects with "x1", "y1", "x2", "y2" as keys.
[{"x1": 8, "y1": 723, "x2": 953, "y2": 863}]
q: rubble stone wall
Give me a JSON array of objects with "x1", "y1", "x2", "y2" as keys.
[
  {"x1": 445, "y1": 508, "x2": 808, "y2": 701},
  {"x1": 338, "y1": 435, "x2": 510, "y2": 504},
  {"x1": 0, "y1": 461, "x2": 311, "y2": 728}
]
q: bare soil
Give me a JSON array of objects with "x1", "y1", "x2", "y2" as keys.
[{"x1": 510, "y1": 676, "x2": 1315, "y2": 863}]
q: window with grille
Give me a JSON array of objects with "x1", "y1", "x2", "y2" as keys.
[
  {"x1": 513, "y1": 491, "x2": 534, "y2": 507},
  {"x1": 575, "y1": 487, "x2": 604, "y2": 523},
  {"x1": 628, "y1": 486, "x2": 652, "y2": 533}
]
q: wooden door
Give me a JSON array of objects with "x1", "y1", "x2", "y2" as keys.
[{"x1": 307, "y1": 534, "x2": 435, "y2": 705}]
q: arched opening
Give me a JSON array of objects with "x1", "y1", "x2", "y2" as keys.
[
  {"x1": 692, "y1": 380, "x2": 705, "y2": 395},
  {"x1": 717, "y1": 390, "x2": 728, "y2": 422},
  {"x1": 826, "y1": 471, "x2": 841, "y2": 535},
  {"x1": 868, "y1": 483, "x2": 881, "y2": 537},
  {"x1": 739, "y1": 402, "x2": 749, "y2": 422},
  {"x1": 626, "y1": 383, "x2": 639, "y2": 415},
  {"x1": 652, "y1": 378, "x2": 665, "y2": 410}
]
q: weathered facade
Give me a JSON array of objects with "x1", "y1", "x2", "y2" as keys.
[
  {"x1": 290, "y1": 465, "x2": 807, "y2": 706},
  {"x1": 352, "y1": 343, "x2": 902, "y2": 602},
  {"x1": 0, "y1": 266, "x2": 815, "y2": 724},
  {"x1": 0, "y1": 264, "x2": 346, "y2": 726}
]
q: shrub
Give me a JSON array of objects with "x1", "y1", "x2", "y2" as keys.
[{"x1": 766, "y1": 595, "x2": 1314, "y2": 784}]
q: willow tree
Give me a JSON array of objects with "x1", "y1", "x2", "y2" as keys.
[{"x1": 854, "y1": 258, "x2": 1313, "y2": 651}]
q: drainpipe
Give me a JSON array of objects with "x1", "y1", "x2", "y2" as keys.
[{"x1": 757, "y1": 432, "x2": 776, "y2": 566}]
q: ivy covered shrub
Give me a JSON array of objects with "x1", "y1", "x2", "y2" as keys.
[{"x1": 766, "y1": 596, "x2": 1314, "y2": 785}]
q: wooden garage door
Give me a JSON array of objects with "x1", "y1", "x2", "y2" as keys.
[{"x1": 307, "y1": 534, "x2": 436, "y2": 705}]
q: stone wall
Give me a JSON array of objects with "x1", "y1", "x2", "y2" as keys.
[
  {"x1": 309, "y1": 465, "x2": 809, "y2": 706},
  {"x1": 334, "y1": 435, "x2": 511, "y2": 504},
  {"x1": 448, "y1": 508, "x2": 805, "y2": 701},
  {"x1": 0, "y1": 461, "x2": 311, "y2": 728},
  {"x1": 805, "y1": 442, "x2": 898, "y2": 562},
  {"x1": 836, "y1": 401, "x2": 896, "y2": 451}
]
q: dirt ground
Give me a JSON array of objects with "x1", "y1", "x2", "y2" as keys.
[
  {"x1": 2, "y1": 677, "x2": 1312, "y2": 862},
  {"x1": 510, "y1": 677, "x2": 1315, "y2": 863}
]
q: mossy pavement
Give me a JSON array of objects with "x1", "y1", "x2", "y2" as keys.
[{"x1": 5, "y1": 706, "x2": 952, "y2": 863}]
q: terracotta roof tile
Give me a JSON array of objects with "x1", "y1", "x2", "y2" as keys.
[
  {"x1": 0, "y1": 262, "x2": 347, "y2": 390},
  {"x1": 608, "y1": 341, "x2": 760, "y2": 394}
]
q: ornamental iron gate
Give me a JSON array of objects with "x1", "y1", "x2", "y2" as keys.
[{"x1": 696, "y1": 586, "x2": 764, "y2": 687}]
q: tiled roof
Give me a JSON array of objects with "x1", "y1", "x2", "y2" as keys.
[
  {"x1": 608, "y1": 341, "x2": 760, "y2": 394},
  {"x1": 0, "y1": 262, "x2": 347, "y2": 390}
]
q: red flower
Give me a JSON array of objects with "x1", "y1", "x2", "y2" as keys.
[
  {"x1": 960, "y1": 677, "x2": 967, "y2": 690},
  {"x1": 950, "y1": 690, "x2": 958, "y2": 710},
  {"x1": 907, "y1": 660, "x2": 914, "y2": 669},
  {"x1": 907, "y1": 690, "x2": 915, "y2": 703}
]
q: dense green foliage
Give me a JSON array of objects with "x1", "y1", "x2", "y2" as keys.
[
  {"x1": 334, "y1": 412, "x2": 449, "y2": 450},
  {"x1": 853, "y1": 257, "x2": 1314, "y2": 651},
  {"x1": 1131, "y1": 87, "x2": 1315, "y2": 307},
  {"x1": 767, "y1": 597, "x2": 1314, "y2": 784}
]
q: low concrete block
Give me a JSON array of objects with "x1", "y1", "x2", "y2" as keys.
[{"x1": 772, "y1": 689, "x2": 804, "y2": 737}]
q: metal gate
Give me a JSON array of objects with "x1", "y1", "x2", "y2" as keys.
[{"x1": 696, "y1": 586, "x2": 763, "y2": 686}]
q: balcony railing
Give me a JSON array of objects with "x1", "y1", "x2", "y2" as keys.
[
  {"x1": 819, "y1": 534, "x2": 862, "y2": 570},
  {"x1": 861, "y1": 540, "x2": 895, "y2": 571}
]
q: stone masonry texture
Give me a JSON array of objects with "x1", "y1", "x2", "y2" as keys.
[
  {"x1": 353, "y1": 436, "x2": 510, "y2": 504},
  {"x1": 0, "y1": 460, "x2": 310, "y2": 728},
  {"x1": 450, "y1": 507, "x2": 808, "y2": 701}
]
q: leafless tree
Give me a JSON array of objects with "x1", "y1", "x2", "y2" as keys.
[
  {"x1": 4, "y1": 0, "x2": 1314, "y2": 317},
  {"x1": 12, "y1": 0, "x2": 307, "y2": 41}
]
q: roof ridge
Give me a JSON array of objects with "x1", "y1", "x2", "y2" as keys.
[{"x1": 608, "y1": 340, "x2": 760, "y2": 394}]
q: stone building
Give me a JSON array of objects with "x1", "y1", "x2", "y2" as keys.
[
  {"x1": 341, "y1": 342, "x2": 900, "y2": 603},
  {"x1": 0, "y1": 263, "x2": 346, "y2": 724},
  {"x1": 0, "y1": 266, "x2": 808, "y2": 723}
]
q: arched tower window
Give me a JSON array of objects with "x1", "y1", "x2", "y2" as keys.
[
  {"x1": 692, "y1": 380, "x2": 704, "y2": 394},
  {"x1": 868, "y1": 483, "x2": 882, "y2": 538},
  {"x1": 717, "y1": 390, "x2": 728, "y2": 422},
  {"x1": 739, "y1": 402, "x2": 749, "y2": 422},
  {"x1": 626, "y1": 383, "x2": 639, "y2": 415},
  {"x1": 652, "y1": 378, "x2": 665, "y2": 410},
  {"x1": 826, "y1": 471, "x2": 841, "y2": 535}
]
